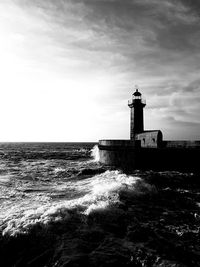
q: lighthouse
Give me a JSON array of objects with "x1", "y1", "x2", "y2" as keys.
[
  {"x1": 98, "y1": 84, "x2": 200, "y2": 171},
  {"x1": 128, "y1": 87, "x2": 146, "y2": 140}
]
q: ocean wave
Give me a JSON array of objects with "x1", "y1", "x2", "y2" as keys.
[
  {"x1": 0, "y1": 170, "x2": 155, "y2": 236},
  {"x1": 1, "y1": 168, "x2": 200, "y2": 266}
]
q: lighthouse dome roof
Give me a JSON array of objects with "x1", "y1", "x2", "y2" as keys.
[{"x1": 133, "y1": 89, "x2": 141, "y2": 96}]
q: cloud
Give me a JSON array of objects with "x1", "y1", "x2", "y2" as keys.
[
  {"x1": 11, "y1": 0, "x2": 200, "y2": 78},
  {"x1": 0, "y1": 0, "x2": 199, "y2": 140}
]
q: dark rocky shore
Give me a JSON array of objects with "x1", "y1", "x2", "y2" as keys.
[{"x1": 1, "y1": 171, "x2": 200, "y2": 267}]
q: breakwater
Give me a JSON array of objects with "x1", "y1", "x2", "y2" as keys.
[{"x1": 98, "y1": 140, "x2": 200, "y2": 171}]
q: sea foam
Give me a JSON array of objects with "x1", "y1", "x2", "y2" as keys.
[{"x1": 0, "y1": 170, "x2": 152, "y2": 236}]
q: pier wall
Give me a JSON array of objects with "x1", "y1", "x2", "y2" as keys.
[
  {"x1": 136, "y1": 147, "x2": 200, "y2": 171},
  {"x1": 98, "y1": 140, "x2": 137, "y2": 169},
  {"x1": 98, "y1": 139, "x2": 200, "y2": 172},
  {"x1": 163, "y1": 140, "x2": 200, "y2": 149}
]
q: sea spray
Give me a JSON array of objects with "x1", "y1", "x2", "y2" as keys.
[{"x1": 91, "y1": 145, "x2": 100, "y2": 162}]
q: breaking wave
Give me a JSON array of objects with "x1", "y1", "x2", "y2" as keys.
[{"x1": 1, "y1": 170, "x2": 154, "y2": 236}]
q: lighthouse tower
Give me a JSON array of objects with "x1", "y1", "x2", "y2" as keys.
[{"x1": 128, "y1": 87, "x2": 146, "y2": 140}]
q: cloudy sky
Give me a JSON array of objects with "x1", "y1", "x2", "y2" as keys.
[{"x1": 0, "y1": 0, "x2": 200, "y2": 141}]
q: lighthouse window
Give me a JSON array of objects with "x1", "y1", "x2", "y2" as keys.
[
  {"x1": 152, "y1": 138, "x2": 156, "y2": 143},
  {"x1": 143, "y1": 138, "x2": 145, "y2": 144}
]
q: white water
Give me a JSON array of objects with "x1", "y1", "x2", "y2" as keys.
[
  {"x1": 90, "y1": 145, "x2": 100, "y2": 162},
  {"x1": 0, "y1": 170, "x2": 151, "y2": 236}
]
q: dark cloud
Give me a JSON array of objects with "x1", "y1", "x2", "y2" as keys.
[
  {"x1": 179, "y1": 0, "x2": 200, "y2": 12},
  {"x1": 183, "y1": 78, "x2": 200, "y2": 92}
]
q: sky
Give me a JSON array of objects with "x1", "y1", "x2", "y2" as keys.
[{"x1": 0, "y1": 0, "x2": 200, "y2": 141}]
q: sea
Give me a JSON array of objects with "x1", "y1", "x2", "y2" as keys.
[{"x1": 0, "y1": 142, "x2": 200, "y2": 267}]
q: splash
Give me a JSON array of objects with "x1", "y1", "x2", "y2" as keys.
[{"x1": 90, "y1": 145, "x2": 100, "y2": 162}]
